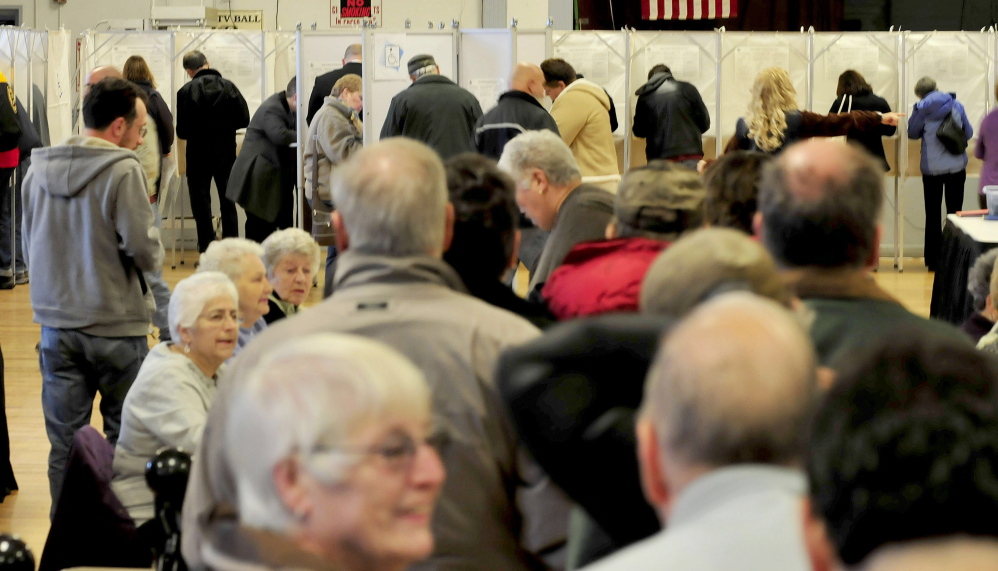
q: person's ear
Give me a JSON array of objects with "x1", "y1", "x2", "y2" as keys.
[
  {"x1": 752, "y1": 211, "x2": 764, "y2": 240},
  {"x1": 801, "y1": 498, "x2": 837, "y2": 571},
  {"x1": 986, "y1": 294, "x2": 996, "y2": 319},
  {"x1": 636, "y1": 419, "x2": 670, "y2": 513},
  {"x1": 531, "y1": 168, "x2": 549, "y2": 194},
  {"x1": 442, "y1": 202, "x2": 455, "y2": 254},
  {"x1": 273, "y1": 457, "x2": 312, "y2": 524},
  {"x1": 177, "y1": 326, "x2": 193, "y2": 349},
  {"x1": 605, "y1": 221, "x2": 617, "y2": 240},
  {"x1": 332, "y1": 211, "x2": 349, "y2": 252}
]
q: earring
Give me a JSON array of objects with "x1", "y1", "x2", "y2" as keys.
[{"x1": 183, "y1": 344, "x2": 191, "y2": 354}]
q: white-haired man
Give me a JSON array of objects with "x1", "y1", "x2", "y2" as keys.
[
  {"x1": 583, "y1": 294, "x2": 830, "y2": 570},
  {"x1": 183, "y1": 137, "x2": 571, "y2": 570},
  {"x1": 499, "y1": 129, "x2": 614, "y2": 296}
]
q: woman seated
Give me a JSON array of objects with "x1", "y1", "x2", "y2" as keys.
[
  {"x1": 111, "y1": 272, "x2": 239, "y2": 524},
  {"x1": 198, "y1": 238, "x2": 272, "y2": 355},
  {"x1": 260, "y1": 228, "x2": 321, "y2": 324},
  {"x1": 203, "y1": 333, "x2": 445, "y2": 571}
]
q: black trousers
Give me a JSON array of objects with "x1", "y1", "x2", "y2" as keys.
[
  {"x1": 923, "y1": 170, "x2": 966, "y2": 270},
  {"x1": 187, "y1": 152, "x2": 239, "y2": 252}
]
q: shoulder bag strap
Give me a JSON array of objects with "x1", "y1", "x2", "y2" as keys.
[{"x1": 311, "y1": 133, "x2": 320, "y2": 207}]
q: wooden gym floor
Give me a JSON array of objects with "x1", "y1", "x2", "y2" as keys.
[{"x1": 0, "y1": 253, "x2": 936, "y2": 559}]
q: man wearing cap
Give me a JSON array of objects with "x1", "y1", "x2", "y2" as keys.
[
  {"x1": 541, "y1": 161, "x2": 705, "y2": 320},
  {"x1": 379, "y1": 54, "x2": 482, "y2": 159}
]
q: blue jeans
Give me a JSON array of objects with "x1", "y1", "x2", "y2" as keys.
[
  {"x1": 147, "y1": 199, "x2": 171, "y2": 341},
  {"x1": 39, "y1": 327, "x2": 148, "y2": 513}
]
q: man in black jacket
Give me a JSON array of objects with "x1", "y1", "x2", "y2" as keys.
[
  {"x1": 632, "y1": 64, "x2": 709, "y2": 170},
  {"x1": 475, "y1": 62, "x2": 559, "y2": 160},
  {"x1": 306, "y1": 43, "x2": 362, "y2": 125},
  {"x1": 380, "y1": 54, "x2": 482, "y2": 159},
  {"x1": 176, "y1": 50, "x2": 250, "y2": 252},
  {"x1": 226, "y1": 78, "x2": 297, "y2": 242}
]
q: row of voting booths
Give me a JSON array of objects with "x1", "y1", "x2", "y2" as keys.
[{"x1": 56, "y1": 27, "x2": 998, "y2": 270}]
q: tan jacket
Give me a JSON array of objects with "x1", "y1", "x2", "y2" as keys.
[
  {"x1": 550, "y1": 79, "x2": 619, "y2": 177},
  {"x1": 303, "y1": 97, "x2": 363, "y2": 204}
]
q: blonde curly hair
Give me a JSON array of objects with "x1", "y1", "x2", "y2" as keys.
[{"x1": 744, "y1": 68, "x2": 798, "y2": 153}]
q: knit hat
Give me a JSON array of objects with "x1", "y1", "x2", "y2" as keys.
[
  {"x1": 408, "y1": 54, "x2": 437, "y2": 77},
  {"x1": 614, "y1": 160, "x2": 705, "y2": 236},
  {"x1": 640, "y1": 227, "x2": 792, "y2": 317}
]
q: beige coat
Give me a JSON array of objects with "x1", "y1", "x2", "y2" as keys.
[
  {"x1": 550, "y1": 79, "x2": 619, "y2": 177},
  {"x1": 302, "y1": 97, "x2": 363, "y2": 204}
]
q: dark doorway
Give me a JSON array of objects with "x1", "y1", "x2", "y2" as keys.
[{"x1": 0, "y1": 8, "x2": 20, "y2": 27}]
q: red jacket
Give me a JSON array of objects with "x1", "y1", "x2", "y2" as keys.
[{"x1": 542, "y1": 237, "x2": 668, "y2": 320}]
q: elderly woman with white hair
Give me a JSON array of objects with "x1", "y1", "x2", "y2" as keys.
[
  {"x1": 111, "y1": 272, "x2": 239, "y2": 524},
  {"x1": 198, "y1": 238, "x2": 273, "y2": 355},
  {"x1": 201, "y1": 333, "x2": 446, "y2": 570},
  {"x1": 498, "y1": 129, "x2": 614, "y2": 296},
  {"x1": 261, "y1": 228, "x2": 321, "y2": 324}
]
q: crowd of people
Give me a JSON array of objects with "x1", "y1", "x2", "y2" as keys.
[{"x1": 6, "y1": 37, "x2": 998, "y2": 571}]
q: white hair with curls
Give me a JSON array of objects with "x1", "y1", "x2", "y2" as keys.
[
  {"x1": 498, "y1": 129, "x2": 581, "y2": 188},
  {"x1": 261, "y1": 228, "x2": 321, "y2": 278},
  {"x1": 226, "y1": 333, "x2": 433, "y2": 531},
  {"x1": 197, "y1": 238, "x2": 265, "y2": 281},
  {"x1": 168, "y1": 271, "x2": 239, "y2": 342}
]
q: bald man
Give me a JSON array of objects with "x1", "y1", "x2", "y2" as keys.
[
  {"x1": 754, "y1": 139, "x2": 967, "y2": 367},
  {"x1": 583, "y1": 293, "x2": 829, "y2": 571},
  {"x1": 306, "y1": 43, "x2": 362, "y2": 124},
  {"x1": 474, "y1": 62, "x2": 560, "y2": 160}
]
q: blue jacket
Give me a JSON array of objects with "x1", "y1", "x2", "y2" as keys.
[{"x1": 908, "y1": 90, "x2": 973, "y2": 175}]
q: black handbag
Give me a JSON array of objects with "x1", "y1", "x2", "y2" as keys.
[
  {"x1": 310, "y1": 133, "x2": 337, "y2": 246},
  {"x1": 937, "y1": 108, "x2": 968, "y2": 155}
]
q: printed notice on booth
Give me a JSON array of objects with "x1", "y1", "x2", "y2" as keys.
[
  {"x1": 734, "y1": 45, "x2": 790, "y2": 84},
  {"x1": 331, "y1": 0, "x2": 382, "y2": 27}
]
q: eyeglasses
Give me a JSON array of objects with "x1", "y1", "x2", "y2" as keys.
[
  {"x1": 312, "y1": 428, "x2": 450, "y2": 474},
  {"x1": 140, "y1": 125, "x2": 148, "y2": 138}
]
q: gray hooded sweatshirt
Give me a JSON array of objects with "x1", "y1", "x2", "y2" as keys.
[{"x1": 22, "y1": 135, "x2": 163, "y2": 337}]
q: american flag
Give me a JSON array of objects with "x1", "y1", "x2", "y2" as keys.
[{"x1": 642, "y1": 0, "x2": 738, "y2": 20}]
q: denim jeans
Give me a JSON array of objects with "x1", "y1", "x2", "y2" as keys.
[
  {"x1": 39, "y1": 327, "x2": 148, "y2": 513},
  {"x1": 146, "y1": 199, "x2": 172, "y2": 341}
]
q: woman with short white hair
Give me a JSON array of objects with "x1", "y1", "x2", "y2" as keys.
[
  {"x1": 111, "y1": 272, "x2": 239, "y2": 524},
  {"x1": 261, "y1": 229, "x2": 321, "y2": 324},
  {"x1": 198, "y1": 238, "x2": 272, "y2": 355},
  {"x1": 203, "y1": 333, "x2": 446, "y2": 571}
]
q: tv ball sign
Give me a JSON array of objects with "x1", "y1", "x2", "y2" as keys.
[{"x1": 331, "y1": 0, "x2": 381, "y2": 26}]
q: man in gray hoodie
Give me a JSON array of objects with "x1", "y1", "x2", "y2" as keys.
[{"x1": 22, "y1": 77, "x2": 163, "y2": 509}]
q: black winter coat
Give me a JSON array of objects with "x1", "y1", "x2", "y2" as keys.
[
  {"x1": 632, "y1": 72, "x2": 709, "y2": 161},
  {"x1": 379, "y1": 74, "x2": 482, "y2": 160},
  {"x1": 225, "y1": 92, "x2": 296, "y2": 223},
  {"x1": 828, "y1": 90, "x2": 895, "y2": 171},
  {"x1": 176, "y1": 69, "x2": 249, "y2": 155},
  {"x1": 474, "y1": 90, "x2": 560, "y2": 160}
]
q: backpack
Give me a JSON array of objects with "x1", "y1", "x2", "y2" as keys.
[{"x1": 937, "y1": 107, "x2": 968, "y2": 155}]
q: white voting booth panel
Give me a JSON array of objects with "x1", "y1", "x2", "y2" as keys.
[
  {"x1": 174, "y1": 31, "x2": 267, "y2": 117},
  {"x1": 87, "y1": 31, "x2": 174, "y2": 113},
  {"x1": 718, "y1": 32, "x2": 809, "y2": 141},
  {"x1": 552, "y1": 31, "x2": 628, "y2": 140},
  {"x1": 460, "y1": 29, "x2": 513, "y2": 112},
  {"x1": 514, "y1": 29, "x2": 551, "y2": 65},
  {"x1": 630, "y1": 32, "x2": 720, "y2": 162},
  {"x1": 810, "y1": 32, "x2": 899, "y2": 115},
  {"x1": 0, "y1": 29, "x2": 31, "y2": 108},
  {"x1": 45, "y1": 30, "x2": 71, "y2": 145},
  {"x1": 363, "y1": 30, "x2": 457, "y2": 143}
]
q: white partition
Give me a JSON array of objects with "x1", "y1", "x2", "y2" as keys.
[
  {"x1": 552, "y1": 31, "x2": 628, "y2": 138},
  {"x1": 85, "y1": 31, "x2": 175, "y2": 113},
  {"x1": 45, "y1": 30, "x2": 71, "y2": 144},
  {"x1": 513, "y1": 29, "x2": 551, "y2": 65},
  {"x1": 459, "y1": 29, "x2": 513, "y2": 112},
  {"x1": 266, "y1": 31, "x2": 297, "y2": 99},
  {"x1": 0, "y1": 29, "x2": 32, "y2": 108},
  {"x1": 810, "y1": 32, "x2": 899, "y2": 114},
  {"x1": 630, "y1": 31, "x2": 720, "y2": 159},
  {"x1": 296, "y1": 31, "x2": 362, "y2": 120},
  {"x1": 362, "y1": 29, "x2": 457, "y2": 142},
  {"x1": 719, "y1": 32, "x2": 810, "y2": 141}
]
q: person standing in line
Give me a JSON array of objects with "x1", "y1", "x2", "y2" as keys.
[
  {"x1": 908, "y1": 76, "x2": 973, "y2": 272},
  {"x1": 828, "y1": 70, "x2": 895, "y2": 172},
  {"x1": 975, "y1": 81, "x2": 998, "y2": 209},
  {"x1": 176, "y1": 50, "x2": 249, "y2": 253},
  {"x1": 632, "y1": 64, "x2": 710, "y2": 170},
  {"x1": 22, "y1": 77, "x2": 162, "y2": 510},
  {"x1": 226, "y1": 77, "x2": 297, "y2": 243},
  {"x1": 306, "y1": 43, "x2": 362, "y2": 125}
]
